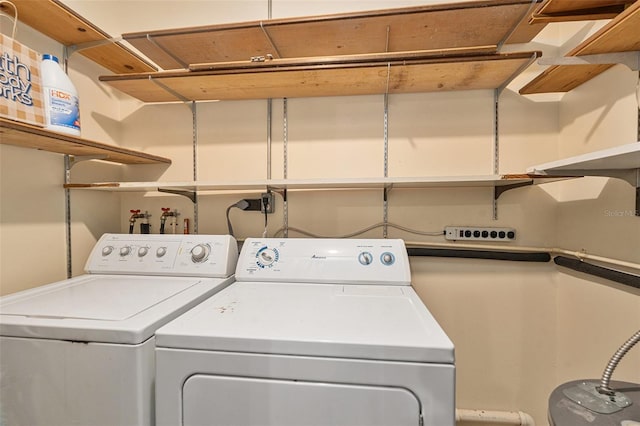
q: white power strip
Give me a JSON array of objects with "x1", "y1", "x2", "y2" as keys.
[{"x1": 445, "y1": 226, "x2": 516, "y2": 242}]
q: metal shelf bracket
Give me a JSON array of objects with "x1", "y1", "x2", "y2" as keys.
[
  {"x1": 538, "y1": 51, "x2": 640, "y2": 71},
  {"x1": 494, "y1": 180, "x2": 534, "y2": 200},
  {"x1": 69, "y1": 154, "x2": 108, "y2": 168},
  {"x1": 65, "y1": 37, "x2": 123, "y2": 57},
  {"x1": 158, "y1": 187, "x2": 197, "y2": 203}
]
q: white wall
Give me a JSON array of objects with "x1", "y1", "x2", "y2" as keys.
[
  {"x1": 0, "y1": 19, "x2": 122, "y2": 290},
  {"x1": 1, "y1": 2, "x2": 639, "y2": 425}
]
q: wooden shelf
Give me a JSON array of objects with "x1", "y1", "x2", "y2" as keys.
[
  {"x1": 529, "y1": 0, "x2": 634, "y2": 23},
  {"x1": 122, "y1": 0, "x2": 543, "y2": 70},
  {"x1": 64, "y1": 174, "x2": 565, "y2": 193},
  {"x1": 0, "y1": 118, "x2": 171, "y2": 165},
  {"x1": 3, "y1": 0, "x2": 156, "y2": 73},
  {"x1": 99, "y1": 50, "x2": 540, "y2": 102},
  {"x1": 520, "y1": 1, "x2": 640, "y2": 94}
]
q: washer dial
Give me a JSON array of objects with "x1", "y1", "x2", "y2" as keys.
[
  {"x1": 256, "y1": 246, "x2": 279, "y2": 268},
  {"x1": 101, "y1": 246, "x2": 114, "y2": 256},
  {"x1": 358, "y1": 251, "x2": 373, "y2": 266},
  {"x1": 119, "y1": 246, "x2": 131, "y2": 257},
  {"x1": 138, "y1": 246, "x2": 149, "y2": 257},
  {"x1": 191, "y1": 244, "x2": 211, "y2": 263}
]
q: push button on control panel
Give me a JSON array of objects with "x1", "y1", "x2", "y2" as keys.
[{"x1": 380, "y1": 252, "x2": 395, "y2": 266}]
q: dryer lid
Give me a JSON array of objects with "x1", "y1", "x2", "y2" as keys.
[{"x1": 155, "y1": 281, "x2": 454, "y2": 364}]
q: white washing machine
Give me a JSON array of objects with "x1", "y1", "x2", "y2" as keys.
[
  {"x1": 155, "y1": 238, "x2": 455, "y2": 426},
  {"x1": 0, "y1": 233, "x2": 238, "y2": 426}
]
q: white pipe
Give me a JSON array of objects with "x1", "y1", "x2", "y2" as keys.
[
  {"x1": 456, "y1": 408, "x2": 536, "y2": 426},
  {"x1": 405, "y1": 240, "x2": 640, "y2": 272}
]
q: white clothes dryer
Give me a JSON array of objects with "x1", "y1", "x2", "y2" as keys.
[
  {"x1": 155, "y1": 238, "x2": 455, "y2": 426},
  {"x1": 0, "y1": 233, "x2": 238, "y2": 426}
]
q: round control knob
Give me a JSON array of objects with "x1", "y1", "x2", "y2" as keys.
[
  {"x1": 119, "y1": 246, "x2": 131, "y2": 257},
  {"x1": 191, "y1": 244, "x2": 210, "y2": 263},
  {"x1": 256, "y1": 247, "x2": 279, "y2": 268},
  {"x1": 138, "y1": 246, "x2": 149, "y2": 257},
  {"x1": 358, "y1": 252, "x2": 373, "y2": 266},
  {"x1": 156, "y1": 247, "x2": 167, "y2": 258},
  {"x1": 380, "y1": 252, "x2": 395, "y2": 266},
  {"x1": 101, "y1": 246, "x2": 114, "y2": 256}
]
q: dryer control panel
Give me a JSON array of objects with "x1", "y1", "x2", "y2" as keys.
[
  {"x1": 236, "y1": 238, "x2": 410, "y2": 285},
  {"x1": 85, "y1": 234, "x2": 238, "y2": 277}
]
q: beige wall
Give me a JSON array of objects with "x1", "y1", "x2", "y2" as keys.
[{"x1": 1, "y1": 2, "x2": 639, "y2": 425}]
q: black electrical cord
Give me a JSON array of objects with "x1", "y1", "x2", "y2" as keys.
[
  {"x1": 226, "y1": 200, "x2": 250, "y2": 237},
  {"x1": 262, "y1": 193, "x2": 270, "y2": 237}
]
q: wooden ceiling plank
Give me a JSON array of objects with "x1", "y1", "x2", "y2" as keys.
[
  {"x1": 3, "y1": 0, "x2": 156, "y2": 73},
  {"x1": 101, "y1": 52, "x2": 539, "y2": 102},
  {"x1": 573, "y1": 1, "x2": 640, "y2": 54},
  {"x1": 519, "y1": 1, "x2": 640, "y2": 94},
  {"x1": 189, "y1": 46, "x2": 499, "y2": 71},
  {"x1": 536, "y1": 0, "x2": 631, "y2": 16},
  {"x1": 124, "y1": 0, "x2": 541, "y2": 69}
]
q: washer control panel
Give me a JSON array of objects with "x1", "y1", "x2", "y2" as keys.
[
  {"x1": 85, "y1": 234, "x2": 238, "y2": 277},
  {"x1": 236, "y1": 238, "x2": 410, "y2": 285}
]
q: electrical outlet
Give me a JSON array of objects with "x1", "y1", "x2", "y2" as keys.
[
  {"x1": 244, "y1": 199, "x2": 262, "y2": 211},
  {"x1": 261, "y1": 192, "x2": 274, "y2": 214},
  {"x1": 445, "y1": 226, "x2": 516, "y2": 242}
]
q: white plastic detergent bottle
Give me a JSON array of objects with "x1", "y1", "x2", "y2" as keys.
[{"x1": 41, "y1": 54, "x2": 81, "y2": 136}]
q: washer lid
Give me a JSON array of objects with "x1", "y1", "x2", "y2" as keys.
[
  {"x1": 0, "y1": 274, "x2": 233, "y2": 344},
  {"x1": 156, "y1": 282, "x2": 454, "y2": 364}
]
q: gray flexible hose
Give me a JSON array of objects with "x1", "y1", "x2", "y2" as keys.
[{"x1": 597, "y1": 329, "x2": 640, "y2": 395}]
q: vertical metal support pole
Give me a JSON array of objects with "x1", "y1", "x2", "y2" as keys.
[
  {"x1": 635, "y1": 170, "x2": 639, "y2": 216},
  {"x1": 636, "y1": 82, "x2": 639, "y2": 216},
  {"x1": 283, "y1": 98, "x2": 289, "y2": 237},
  {"x1": 191, "y1": 101, "x2": 199, "y2": 233},
  {"x1": 267, "y1": 99, "x2": 272, "y2": 179},
  {"x1": 492, "y1": 88, "x2": 500, "y2": 220},
  {"x1": 383, "y1": 92, "x2": 389, "y2": 238},
  {"x1": 384, "y1": 93, "x2": 389, "y2": 178},
  {"x1": 283, "y1": 98, "x2": 288, "y2": 180},
  {"x1": 62, "y1": 47, "x2": 73, "y2": 277},
  {"x1": 64, "y1": 155, "x2": 72, "y2": 278},
  {"x1": 637, "y1": 73, "x2": 639, "y2": 141}
]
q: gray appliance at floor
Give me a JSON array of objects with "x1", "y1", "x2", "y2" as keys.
[{"x1": 548, "y1": 330, "x2": 640, "y2": 426}]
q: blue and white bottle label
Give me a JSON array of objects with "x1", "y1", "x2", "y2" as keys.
[{"x1": 45, "y1": 88, "x2": 80, "y2": 131}]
